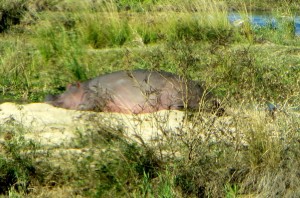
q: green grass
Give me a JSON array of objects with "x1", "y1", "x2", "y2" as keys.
[
  {"x1": 1, "y1": 0, "x2": 300, "y2": 197},
  {"x1": 0, "y1": 122, "x2": 41, "y2": 196},
  {"x1": 225, "y1": 0, "x2": 300, "y2": 11}
]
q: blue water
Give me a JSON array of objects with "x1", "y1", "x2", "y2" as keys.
[
  {"x1": 228, "y1": 13, "x2": 300, "y2": 36},
  {"x1": 295, "y1": 17, "x2": 300, "y2": 35}
]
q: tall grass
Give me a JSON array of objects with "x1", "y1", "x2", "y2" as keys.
[
  {"x1": 0, "y1": 122, "x2": 40, "y2": 195},
  {"x1": 225, "y1": 0, "x2": 300, "y2": 11},
  {"x1": 0, "y1": 0, "x2": 234, "y2": 101},
  {"x1": 0, "y1": 0, "x2": 299, "y2": 104}
]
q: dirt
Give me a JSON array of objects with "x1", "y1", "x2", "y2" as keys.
[
  {"x1": 1, "y1": 102, "x2": 287, "y2": 150},
  {"x1": 0, "y1": 102, "x2": 188, "y2": 147}
]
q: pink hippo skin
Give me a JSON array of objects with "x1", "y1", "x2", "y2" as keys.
[{"x1": 45, "y1": 70, "x2": 211, "y2": 114}]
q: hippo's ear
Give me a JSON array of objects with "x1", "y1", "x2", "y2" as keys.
[
  {"x1": 66, "y1": 82, "x2": 81, "y2": 90},
  {"x1": 76, "y1": 82, "x2": 81, "y2": 88}
]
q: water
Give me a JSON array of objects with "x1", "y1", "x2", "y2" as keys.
[
  {"x1": 295, "y1": 16, "x2": 300, "y2": 35},
  {"x1": 228, "y1": 12, "x2": 300, "y2": 36}
]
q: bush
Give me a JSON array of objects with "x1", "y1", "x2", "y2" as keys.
[{"x1": 0, "y1": 0, "x2": 27, "y2": 32}]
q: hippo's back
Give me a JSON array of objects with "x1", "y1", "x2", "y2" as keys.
[
  {"x1": 88, "y1": 70, "x2": 174, "y2": 87},
  {"x1": 85, "y1": 70, "x2": 205, "y2": 112}
]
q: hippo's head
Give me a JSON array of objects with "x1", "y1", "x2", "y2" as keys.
[{"x1": 45, "y1": 82, "x2": 85, "y2": 110}]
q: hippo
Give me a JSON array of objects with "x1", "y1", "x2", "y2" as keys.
[{"x1": 45, "y1": 69, "x2": 214, "y2": 114}]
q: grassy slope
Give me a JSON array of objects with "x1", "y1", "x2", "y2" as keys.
[{"x1": 1, "y1": 0, "x2": 300, "y2": 197}]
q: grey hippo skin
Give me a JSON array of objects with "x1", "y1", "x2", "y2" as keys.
[{"x1": 45, "y1": 70, "x2": 213, "y2": 114}]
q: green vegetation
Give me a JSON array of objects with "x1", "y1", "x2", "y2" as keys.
[{"x1": 1, "y1": 0, "x2": 300, "y2": 197}]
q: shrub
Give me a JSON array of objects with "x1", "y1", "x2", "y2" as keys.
[{"x1": 0, "y1": 0, "x2": 27, "y2": 32}]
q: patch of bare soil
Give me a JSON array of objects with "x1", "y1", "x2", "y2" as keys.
[{"x1": 0, "y1": 102, "x2": 188, "y2": 147}]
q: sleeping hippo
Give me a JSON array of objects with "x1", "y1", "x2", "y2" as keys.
[{"x1": 45, "y1": 69, "x2": 214, "y2": 114}]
